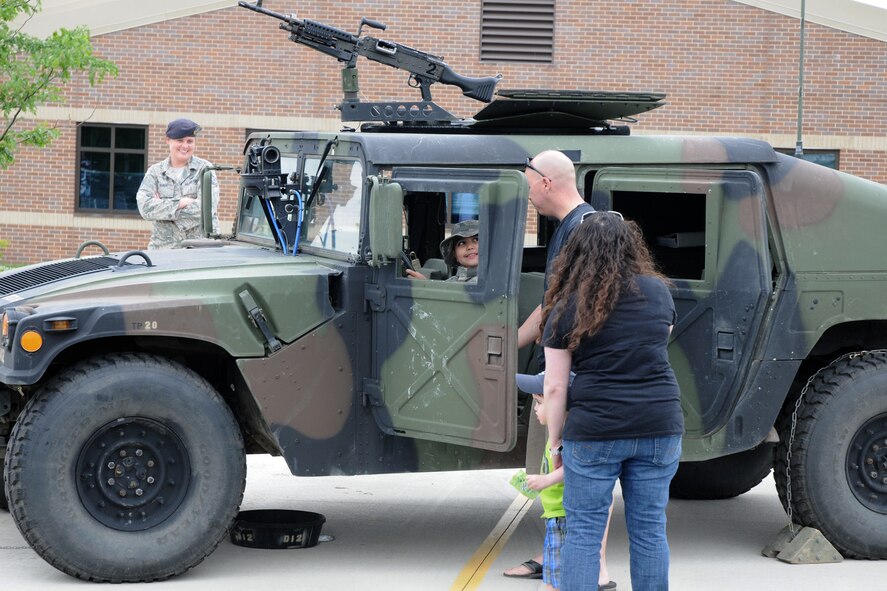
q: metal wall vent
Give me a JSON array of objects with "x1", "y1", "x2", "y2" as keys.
[{"x1": 480, "y1": 0, "x2": 555, "y2": 63}]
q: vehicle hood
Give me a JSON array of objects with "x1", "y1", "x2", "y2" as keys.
[{"x1": 0, "y1": 245, "x2": 341, "y2": 359}]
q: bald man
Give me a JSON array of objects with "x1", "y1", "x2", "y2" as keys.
[
  {"x1": 505, "y1": 151, "x2": 610, "y2": 586},
  {"x1": 518, "y1": 150, "x2": 595, "y2": 350}
]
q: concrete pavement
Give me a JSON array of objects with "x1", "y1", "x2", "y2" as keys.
[{"x1": 0, "y1": 454, "x2": 880, "y2": 590}]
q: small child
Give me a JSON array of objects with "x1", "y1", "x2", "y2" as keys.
[
  {"x1": 514, "y1": 372, "x2": 615, "y2": 591},
  {"x1": 406, "y1": 219, "x2": 479, "y2": 283},
  {"x1": 526, "y1": 391, "x2": 568, "y2": 591}
]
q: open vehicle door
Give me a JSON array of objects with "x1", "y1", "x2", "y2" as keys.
[{"x1": 366, "y1": 169, "x2": 528, "y2": 451}]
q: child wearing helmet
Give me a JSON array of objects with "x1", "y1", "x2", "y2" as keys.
[{"x1": 406, "y1": 219, "x2": 479, "y2": 283}]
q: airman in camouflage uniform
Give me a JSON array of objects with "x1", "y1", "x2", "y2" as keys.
[{"x1": 136, "y1": 118, "x2": 220, "y2": 249}]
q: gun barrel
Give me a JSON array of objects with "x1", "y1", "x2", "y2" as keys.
[{"x1": 238, "y1": 1, "x2": 291, "y2": 23}]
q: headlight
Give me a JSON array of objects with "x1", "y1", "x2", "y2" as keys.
[{"x1": 1, "y1": 311, "x2": 11, "y2": 349}]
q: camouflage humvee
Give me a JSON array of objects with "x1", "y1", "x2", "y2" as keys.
[{"x1": 3, "y1": 11, "x2": 887, "y2": 583}]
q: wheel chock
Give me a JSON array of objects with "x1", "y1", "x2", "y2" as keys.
[
  {"x1": 761, "y1": 525, "x2": 843, "y2": 564},
  {"x1": 761, "y1": 525, "x2": 795, "y2": 558}
]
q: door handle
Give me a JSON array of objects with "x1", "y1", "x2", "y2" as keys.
[
  {"x1": 487, "y1": 335, "x2": 503, "y2": 366},
  {"x1": 717, "y1": 331, "x2": 734, "y2": 361}
]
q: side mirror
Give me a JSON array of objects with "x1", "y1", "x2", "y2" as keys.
[
  {"x1": 200, "y1": 164, "x2": 235, "y2": 238},
  {"x1": 367, "y1": 176, "x2": 403, "y2": 267},
  {"x1": 201, "y1": 167, "x2": 215, "y2": 237}
]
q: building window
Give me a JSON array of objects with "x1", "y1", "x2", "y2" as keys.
[
  {"x1": 775, "y1": 148, "x2": 839, "y2": 170},
  {"x1": 77, "y1": 124, "x2": 147, "y2": 212},
  {"x1": 480, "y1": 0, "x2": 554, "y2": 63}
]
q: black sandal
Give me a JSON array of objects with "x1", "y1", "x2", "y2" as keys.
[{"x1": 503, "y1": 559, "x2": 543, "y2": 579}]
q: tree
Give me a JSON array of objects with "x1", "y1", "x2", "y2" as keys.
[{"x1": 0, "y1": 0, "x2": 116, "y2": 168}]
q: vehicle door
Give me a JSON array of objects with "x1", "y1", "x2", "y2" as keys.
[
  {"x1": 366, "y1": 168, "x2": 527, "y2": 451},
  {"x1": 592, "y1": 168, "x2": 771, "y2": 436}
]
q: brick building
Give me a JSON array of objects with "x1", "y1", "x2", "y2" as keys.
[{"x1": 1, "y1": 0, "x2": 885, "y2": 265}]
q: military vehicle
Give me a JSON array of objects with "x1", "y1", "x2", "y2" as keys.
[{"x1": 2, "y1": 1, "x2": 887, "y2": 582}]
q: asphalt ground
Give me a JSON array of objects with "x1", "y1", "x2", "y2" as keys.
[{"x1": 1, "y1": 454, "x2": 881, "y2": 590}]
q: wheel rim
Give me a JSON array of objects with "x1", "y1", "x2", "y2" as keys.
[
  {"x1": 846, "y1": 412, "x2": 887, "y2": 514},
  {"x1": 76, "y1": 417, "x2": 191, "y2": 531}
]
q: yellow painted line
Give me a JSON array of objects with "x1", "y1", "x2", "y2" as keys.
[{"x1": 450, "y1": 494, "x2": 535, "y2": 591}]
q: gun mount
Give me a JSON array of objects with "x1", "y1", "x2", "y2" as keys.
[{"x1": 239, "y1": 1, "x2": 502, "y2": 123}]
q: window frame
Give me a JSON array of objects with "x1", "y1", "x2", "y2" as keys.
[
  {"x1": 774, "y1": 147, "x2": 840, "y2": 170},
  {"x1": 592, "y1": 168, "x2": 719, "y2": 285},
  {"x1": 75, "y1": 123, "x2": 148, "y2": 215},
  {"x1": 296, "y1": 155, "x2": 366, "y2": 259}
]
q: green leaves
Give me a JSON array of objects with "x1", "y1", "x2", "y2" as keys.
[{"x1": 0, "y1": 0, "x2": 117, "y2": 168}]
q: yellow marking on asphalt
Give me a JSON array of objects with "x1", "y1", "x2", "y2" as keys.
[{"x1": 450, "y1": 494, "x2": 535, "y2": 591}]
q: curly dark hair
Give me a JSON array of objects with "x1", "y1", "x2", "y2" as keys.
[{"x1": 541, "y1": 212, "x2": 669, "y2": 352}]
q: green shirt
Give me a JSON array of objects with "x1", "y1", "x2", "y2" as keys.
[{"x1": 540, "y1": 441, "x2": 566, "y2": 519}]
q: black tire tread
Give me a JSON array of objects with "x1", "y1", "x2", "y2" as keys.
[
  {"x1": 669, "y1": 443, "x2": 773, "y2": 500},
  {"x1": 0, "y1": 455, "x2": 8, "y2": 512},
  {"x1": 774, "y1": 351, "x2": 887, "y2": 560}
]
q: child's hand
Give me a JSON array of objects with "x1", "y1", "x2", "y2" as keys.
[{"x1": 526, "y1": 474, "x2": 548, "y2": 491}]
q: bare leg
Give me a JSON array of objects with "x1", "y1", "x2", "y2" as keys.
[
  {"x1": 598, "y1": 502, "x2": 615, "y2": 585},
  {"x1": 525, "y1": 405, "x2": 546, "y2": 475}
]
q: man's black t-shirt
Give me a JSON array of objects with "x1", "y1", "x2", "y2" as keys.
[
  {"x1": 542, "y1": 274, "x2": 684, "y2": 441},
  {"x1": 543, "y1": 202, "x2": 595, "y2": 295},
  {"x1": 536, "y1": 202, "x2": 595, "y2": 370}
]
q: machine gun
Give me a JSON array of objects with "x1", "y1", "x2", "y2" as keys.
[{"x1": 239, "y1": 1, "x2": 502, "y2": 122}]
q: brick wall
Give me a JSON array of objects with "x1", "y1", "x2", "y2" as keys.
[{"x1": 1, "y1": 0, "x2": 885, "y2": 265}]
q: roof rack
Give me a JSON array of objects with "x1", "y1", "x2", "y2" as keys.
[{"x1": 359, "y1": 90, "x2": 666, "y2": 133}]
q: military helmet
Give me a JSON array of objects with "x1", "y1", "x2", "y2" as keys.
[{"x1": 440, "y1": 219, "x2": 479, "y2": 267}]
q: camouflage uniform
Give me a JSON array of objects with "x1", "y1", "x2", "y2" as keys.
[
  {"x1": 440, "y1": 219, "x2": 480, "y2": 283},
  {"x1": 136, "y1": 155, "x2": 220, "y2": 249},
  {"x1": 447, "y1": 265, "x2": 478, "y2": 283}
]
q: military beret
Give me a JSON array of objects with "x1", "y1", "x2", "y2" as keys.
[{"x1": 165, "y1": 118, "x2": 201, "y2": 139}]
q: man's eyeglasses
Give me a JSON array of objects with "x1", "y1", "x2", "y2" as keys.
[
  {"x1": 581, "y1": 210, "x2": 624, "y2": 223},
  {"x1": 525, "y1": 157, "x2": 549, "y2": 179}
]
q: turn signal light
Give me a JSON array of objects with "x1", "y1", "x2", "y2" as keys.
[
  {"x1": 44, "y1": 318, "x2": 77, "y2": 332},
  {"x1": 20, "y1": 329, "x2": 44, "y2": 353}
]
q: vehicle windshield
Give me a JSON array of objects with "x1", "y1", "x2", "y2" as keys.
[
  {"x1": 301, "y1": 157, "x2": 363, "y2": 255},
  {"x1": 237, "y1": 154, "x2": 364, "y2": 258}
]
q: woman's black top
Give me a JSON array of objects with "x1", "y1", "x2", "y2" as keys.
[{"x1": 542, "y1": 274, "x2": 684, "y2": 441}]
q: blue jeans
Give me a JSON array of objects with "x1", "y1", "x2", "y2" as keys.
[{"x1": 561, "y1": 435, "x2": 682, "y2": 591}]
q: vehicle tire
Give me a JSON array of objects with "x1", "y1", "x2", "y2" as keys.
[
  {"x1": 669, "y1": 443, "x2": 773, "y2": 500},
  {"x1": 5, "y1": 352, "x2": 246, "y2": 582},
  {"x1": 774, "y1": 351, "x2": 887, "y2": 559},
  {"x1": 0, "y1": 455, "x2": 7, "y2": 511}
]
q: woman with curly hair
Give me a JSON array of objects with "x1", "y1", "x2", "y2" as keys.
[{"x1": 541, "y1": 211, "x2": 683, "y2": 591}]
